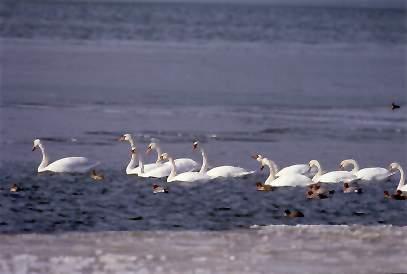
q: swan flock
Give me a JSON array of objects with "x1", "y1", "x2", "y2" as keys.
[{"x1": 30, "y1": 135, "x2": 406, "y2": 197}]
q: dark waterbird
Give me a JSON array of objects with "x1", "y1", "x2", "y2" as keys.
[{"x1": 391, "y1": 102, "x2": 400, "y2": 110}]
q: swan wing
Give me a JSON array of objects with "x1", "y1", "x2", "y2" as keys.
[
  {"x1": 174, "y1": 158, "x2": 199, "y2": 173},
  {"x1": 356, "y1": 168, "x2": 392, "y2": 182},
  {"x1": 318, "y1": 171, "x2": 357, "y2": 184},
  {"x1": 275, "y1": 164, "x2": 309, "y2": 177},
  {"x1": 45, "y1": 157, "x2": 99, "y2": 173},
  {"x1": 206, "y1": 166, "x2": 253, "y2": 178},
  {"x1": 143, "y1": 162, "x2": 172, "y2": 178},
  {"x1": 268, "y1": 174, "x2": 312, "y2": 187},
  {"x1": 173, "y1": 172, "x2": 211, "y2": 182}
]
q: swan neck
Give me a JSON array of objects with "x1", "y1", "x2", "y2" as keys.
[
  {"x1": 350, "y1": 159, "x2": 359, "y2": 173},
  {"x1": 128, "y1": 136, "x2": 136, "y2": 150},
  {"x1": 265, "y1": 159, "x2": 276, "y2": 181},
  {"x1": 155, "y1": 145, "x2": 163, "y2": 162},
  {"x1": 199, "y1": 148, "x2": 209, "y2": 174},
  {"x1": 38, "y1": 143, "x2": 49, "y2": 171},
  {"x1": 313, "y1": 161, "x2": 322, "y2": 176},
  {"x1": 126, "y1": 152, "x2": 137, "y2": 174},
  {"x1": 168, "y1": 157, "x2": 177, "y2": 180},
  {"x1": 397, "y1": 165, "x2": 405, "y2": 190},
  {"x1": 138, "y1": 153, "x2": 144, "y2": 174}
]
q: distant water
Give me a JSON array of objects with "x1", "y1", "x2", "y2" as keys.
[
  {"x1": 1, "y1": 1, "x2": 407, "y2": 236},
  {"x1": 1, "y1": 2, "x2": 406, "y2": 45}
]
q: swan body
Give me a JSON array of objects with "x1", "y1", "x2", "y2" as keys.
[
  {"x1": 340, "y1": 159, "x2": 393, "y2": 182},
  {"x1": 32, "y1": 139, "x2": 99, "y2": 173},
  {"x1": 194, "y1": 141, "x2": 254, "y2": 178},
  {"x1": 275, "y1": 164, "x2": 315, "y2": 178},
  {"x1": 160, "y1": 152, "x2": 211, "y2": 183},
  {"x1": 310, "y1": 160, "x2": 359, "y2": 184},
  {"x1": 261, "y1": 158, "x2": 313, "y2": 187},
  {"x1": 147, "y1": 140, "x2": 198, "y2": 175},
  {"x1": 119, "y1": 134, "x2": 161, "y2": 176}
]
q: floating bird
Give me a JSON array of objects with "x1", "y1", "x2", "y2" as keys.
[
  {"x1": 256, "y1": 182, "x2": 272, "y2": 191},
  {"x1": 153, "y1": 184, "x2": 169, "y2": 194},
  {"x1": 90, "y1": 170, "x2": 104, "y2": 181},
  {"x1": 284, "y1": 209, "x2": 304, "y2": 218},
  {"x1": 343, "y1": 182, "x2": 362, "y2": 194},
  {"x1": 391, "y1": 102, "x2": 400, "y2": 110},
  {"x1": 10, "y1": 183, "x2": 21, "y2": 192},
  {"x1": 384, "y1": 190, "x2": 406, "y2": 200}
]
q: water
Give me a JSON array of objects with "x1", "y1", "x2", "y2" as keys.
[{"x1": 1, "y1": 1, "x2": 407, "y2": 272}]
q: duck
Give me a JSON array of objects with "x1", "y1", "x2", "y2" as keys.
[
  {"x1": 32, "y1": 139, "x2": 100, "y2": 173},
  {"x1": 256, "y1": 182, "x2": 273, "y2": 191},
  {"x1": 153, "y1": 184, "x2": 169, "y2": 194},
  {"x1": 90, "y1": 170, "x2": 104, "y2": 181},
  {"x1": 160, "y1": 153, "x2": 211, "y2": 183},
  {"x1": 343, "y1": 182, "x2": 363, "y2": 194},
  {"x1": 307, "y1": 184, "x2": 335, "y2": 198},
  {"x1": 10, "y1": 183, "x2": 21, "y2": 192},
  {"x1": 284, "y1": 209, "x2": 304, "y2": 218},
  {"x1": 193, "y1": 141, "x2": 254, "y2": 178},
  {"x1": 339, "y1": 159, "x2": 393, "y2": 183},
  {"x1": 309, "y1": 160, "x2": 359, "y2": 184},
  {"x1": 257, "y1": 157, "x2": 313, "y2": 187},
  {"x1": 391, "y1": 102, "x2": 400, "y2": 110},
  {"x1": 146, "y1": 139, "x2": 198, "y2": 174},
  {"x1": 384, "y1": 190, "x2": 406, "y2": 200}
]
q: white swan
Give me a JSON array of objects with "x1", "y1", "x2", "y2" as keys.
[
  {"x1": 32, "y1": 139, "x2": 99, "y2": 173},
  {"x1": 340, "y1": 159, "x2": 393, "y2": 182},
  {"x1": 389, "y1": 162, "x2": 407, "y2": 192},
  {"x1": 146, "y1": 140, "x2": 198, "y2": 174},
  {"x1": 160, "y1": 153, "x2": 211, "y2": 183},
  {"x1": 309, "y1": 160, "x2": 359, "y2": 184},
  {"x1": 260, "y1": 158, "x2": 313, "y2": 187},
  {"x1": 194, "y1": 141, "x2": 254, "y2": 178},
  {"x1": 119, "y1": 134, "x2": 161, "y2": 176},
  {"x1": 251, "y1": 154, "x2": 314, "y2": 178}
]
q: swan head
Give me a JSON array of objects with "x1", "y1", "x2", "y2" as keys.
[
  {"x1": 119, "y1": 133, "x2": 132, "y2": 142},
  {"x1": 146, "y1": 142, "x2": 157, "y2": 154},
  {"x1": 388, "y1": 162, "x2": 401, "y2": 172},
  {"x1": 32, "y1": 139, "x2": 41, "y2": 151},
  {"x1": 159, "y1": 153, "x2": 169, "y2": 161},
  {"x1": 193, "y1": 140, "x2": 199, "y2": 150},
  {"x1": 251, "y1": 154, "x2": 263, "y2": 162},
  {"x1": 309, "y1": 160, "x2": 319, "y2": 168}
]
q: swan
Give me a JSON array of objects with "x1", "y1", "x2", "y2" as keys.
[
  {"x1": 193, "y1": 141, "x2": 254, "y2": 178},
  {"x1": 339, "y1": 159, "x2": 393, "y2": 182},
  {"x1": 389, "y1": 162, "x2": 407, "y2": 193},
  {"x1": 259, "y1": 158, "x2": 313, "y2": 187},
  {"x1": 160, "y1": 153, "x2": 211, "y2": 183},
  {"x1": 251, "y1": 154, "x2": 314, "y2": 178},
  {"x1": 32, "y1": 139, "x2": 99, "y2": 173},
  {"x1": 309, "y1": 160, "x2": 359, "y2": 184},
  {"x1": 119, "y1": 134, "x2": 161, "y2": 176},
  {"x1": 146, "y1": 140, "x2": 198, "y2": 174}
]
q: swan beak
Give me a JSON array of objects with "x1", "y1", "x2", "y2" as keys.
[
  {"x1": 32, "y1": 146, "x2": 36, "y2": 151},
  {"x1": 118, "y1": 136, "x2": 125, "y2": 141},
  {"x1": 146, "y1": 147, "x2": 152, "y2": 154},
  {"x1": 339, "y1": 164, "x2": 344, "y2": 171},
  {"x1": 251, "y1": 154, "x2": 260, "y2": 160},
  {"x1": 260, "y1": 165, "x2": 265, "y2": 171},
  {"x1": 192, "y1": 143, "x2": 198, "y2": 150}
]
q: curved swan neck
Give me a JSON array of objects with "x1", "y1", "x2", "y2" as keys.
[
  {"x1": 154, "y1": 144, "x2": 163, "y2": 162},
  {"x1": 38, "y1": 143, "x2": 49, "y2": 171},
  {"x1": 127, "y1": 135, "x2": 136, "y2": 150},
  {"x1": 126, "y1": 152, "x2": 137, "y2": 174},
  {"x1": 167, "y1": 156, "x2": 177, "y2": 181},
  {"x1": 264, "y1": 159, "x2": 276, "y2": 181},
  {"x1": 311, "y1": 160, "x2": 322, "y2": 177},
  {"x1": 199, "y1": 147, "x2": 209, "y2": 174},
  {"x1": 346, "y1": 159, "x2": 359, "y2": 173},
  {"x1": 396, "y1": 165, "x2": 405, "y2": 190}
]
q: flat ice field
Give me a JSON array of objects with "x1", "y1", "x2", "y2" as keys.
[{"x1": 0, "y1": 226, "x2": 406, "y2": 274}]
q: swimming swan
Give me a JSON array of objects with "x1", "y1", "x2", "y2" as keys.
[
  {"x1": 389, "y1": 162, "x2": 407, "y2": 193},
  {"x1": 146, "y1": 140, "x2": 198, "y2": 175},
  {"x1": 339, "y1": 159, "x2": 393, "y2": 182},
  {"x1": 251, "y1": 154, "x2": 314, "y2": 177},
  {"x1": 309, "y1": 160, "x2": 359, "y2": 184},
  {"x1": 160, "y1": 152, "x2": 211, "y2": 183},
  {"x1": 259, "y1": 158, "x2": 313, "y2": 187},
  {"x1": 119, "y1": 134, "x2": 160, "y2": 176},
  {"x1": 193, "y1": 141, "x2": 254, "y2": 178},
  {"x1": 32, "y1": 139, "x2": 99, "y2": 173}
]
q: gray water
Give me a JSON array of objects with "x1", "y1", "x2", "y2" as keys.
[{"x1": 0, "y1": 2, "x2": 407, "y2": 272}]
